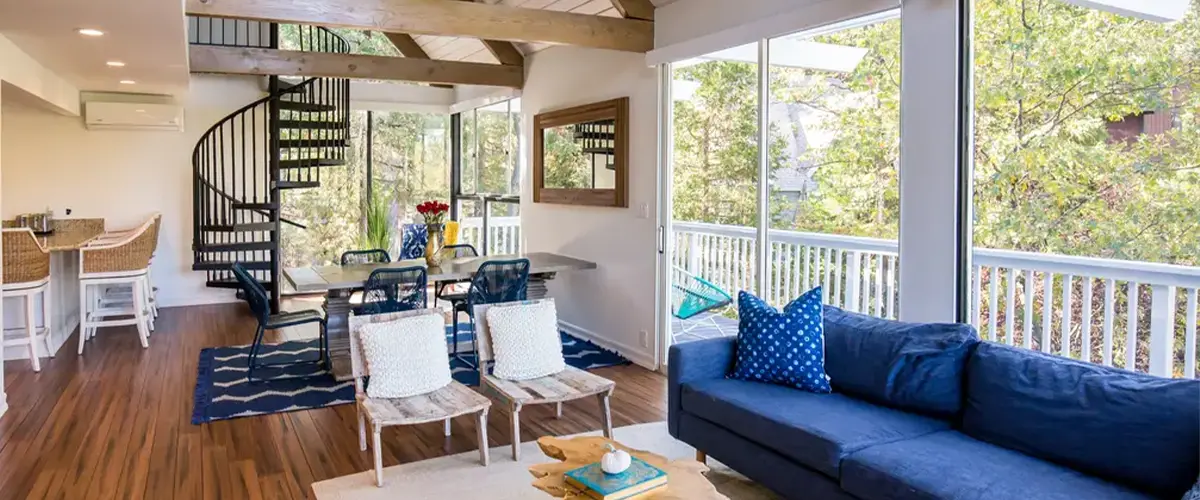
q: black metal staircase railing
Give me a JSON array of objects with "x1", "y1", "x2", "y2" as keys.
[{"x1": 190, "y1": 20, "x2": 351, "y2": 310}]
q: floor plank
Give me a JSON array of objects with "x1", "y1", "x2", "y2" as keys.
[{"x1": 0, "y1": 302, "x2": 667, "y2": 499}]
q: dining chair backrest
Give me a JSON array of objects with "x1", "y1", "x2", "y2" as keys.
[
  {"x1": 471, "y1": 298, "x2": 556, "y2": 375},
  {"x1": 442, "y1": 244, "x2": 478, "y2": 260},
  {"x1": 360, "y1": 266, "x2": 428, "y2": 315},
  {"x1": 399, "y1": 224, "x2": 427, "y2": 260},
  {"x1": 467, "y1": 259, "x2": 530, "y2": 308},
  {"x1": 347, "y1": 308, "x2": 443, "y2": 394},
  {"x1": 341, "y1": 249, "x2": 391, "y2": 266},
  {"x1": 231, "y1": 262, "x2": 271, "y2": 324}
]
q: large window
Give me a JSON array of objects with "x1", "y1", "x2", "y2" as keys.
[
  {"x1": 281, "y1": 110, "x2": 451, "y2": 267},
  {"x1": 453, "y1": 98, "x2": 522, "y2": 255},
  {"x1": 970, "y1": 0, "x2": 1200, "y2": 377}
]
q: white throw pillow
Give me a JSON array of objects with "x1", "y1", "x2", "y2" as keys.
[
  {"x1": 486, "y1": 300, "x2": 566, "y2": 381},
  {"x1": 358, "y1": 313, "x2": 452, "y2": 399}
]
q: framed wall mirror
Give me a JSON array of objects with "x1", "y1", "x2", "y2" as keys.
[{"x1": 533, "y1": 97, "x2": 629, "y2": 208}]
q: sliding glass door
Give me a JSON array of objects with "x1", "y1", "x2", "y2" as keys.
[
  {"x1": 452, "y1": 98, "x2": 523, "y2": 255},
  {"x1": 662, "y1": 11, "x2": 903, "y2": 356}
]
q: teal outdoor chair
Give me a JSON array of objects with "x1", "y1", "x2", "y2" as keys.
[{"x1": 671, "y1": 267, "x2": 734, "y2": 339}]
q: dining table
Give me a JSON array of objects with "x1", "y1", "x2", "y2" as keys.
[{"x1": 283, "y1": 251, "x2": 598, "y2": 381}]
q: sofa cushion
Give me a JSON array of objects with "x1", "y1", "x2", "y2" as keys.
[
  {"x1": 821, "y1": 306, "x2": 979, "y2": 419},
  {"x1": 963, "y1": 342, "x2": 1200, "y2": 498},
  {"x1": 731, "y1": 288, "x2": 832, "y2": 393},
  {"x1": 841, "y1": 430, "x2": 1153, "y2": 500},
  {"x1": 680, "y1": 378, "x2": 948, "y2": 479}
]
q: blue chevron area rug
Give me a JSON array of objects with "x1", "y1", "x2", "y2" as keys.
[{"x1": 191, "y1": 325, "x2": 629, "y2": 424}]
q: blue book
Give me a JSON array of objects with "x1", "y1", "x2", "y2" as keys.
[{"x1": 564, "y1": 457, "x2": 668, "y2": 500}]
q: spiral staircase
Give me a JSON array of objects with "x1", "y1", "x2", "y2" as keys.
[{"x1": 190, "y1": 22, "x2": 351, "y2": 311}]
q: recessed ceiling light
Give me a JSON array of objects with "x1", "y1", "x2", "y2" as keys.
[
  {"x1": 135, "y1": 109, "x2": 146, "y2": 113},
  {"x1": 77, "y1": 28, "x2": 105, "y2": 37},
  {"x1": 119, "y1": 80, "x2": 136, "y2": 85},
  {"x1": 106, "y1": 61, "x2": 125, "y2": 67}
]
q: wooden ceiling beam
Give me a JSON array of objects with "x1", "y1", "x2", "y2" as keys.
[
  {"x1": 186, "y1": 0, "x2": 653, "y2": 53},
  {"x1": 609, "y1": 0, "x2": 655, "y2": 21},
  {"x1": 189, "y1": 46, "x2": 524, "y2": 88},
  {"x1": 382, "y1": 32, "x2": 455, "y2": 88},
  {"x1": 453, "y1": 0, "x2": 525, "y2": 66}
]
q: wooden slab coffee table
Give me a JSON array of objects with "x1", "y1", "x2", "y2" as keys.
[{"x1": 529, "y1": 436, "x2": 727, "y2": 499}]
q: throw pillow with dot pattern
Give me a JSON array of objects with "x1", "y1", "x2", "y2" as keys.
[{"x1": 729, "y1": 287, "x2": 831, "y2": 393}]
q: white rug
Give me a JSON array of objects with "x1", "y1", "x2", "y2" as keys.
[{"x1": 311, "y1": 422, "x2": 778, "y2": 499}]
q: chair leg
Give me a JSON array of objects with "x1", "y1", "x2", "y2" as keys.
[
  {"x1": 510, "y1": 403, "x2": 521, "y2": 461},
  {"x1": 444, "y1": 418, "x2": 452, "y2": 437},
  {"x1": 132, "y1": 280, "x2": 150, "y2": 349},
  {"x1": 43, "y1": 284, "x2": 53, "y2": 358},
  {"x1": 555, "y1": 402, "x2": 563, "y2": 419},
  {"x1": 696, "y1": 450, "x2": 707, "y2": 463},
  {"x1": 598, "y1": 392, "x2": 613, "y2": 439},
  {"x1": 372, "y1": 425, "x2": 384, "y2": 487},
  {"x1": 25, "y1": 295, "x2": 40, "y2": 372},
  {"x1": 247, "y1": 325, "x2": 266, "y2": 384},
  {"x1": 77, "y1": 282, "x2": 89, "y2": 355},
  {"x1": 477, "y1": 409, "x2": 490, "y2": 467},
  {"x1": 357, "y1": 406, "x2": 367, "y2": 452}
]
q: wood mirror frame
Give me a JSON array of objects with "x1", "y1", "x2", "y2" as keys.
[{"x1": 532, "y1": 97, "x2": 629, "y2": 208}]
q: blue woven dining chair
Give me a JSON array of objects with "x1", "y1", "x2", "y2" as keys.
[
  {"x1": 231, "y1": 262, "x2": 329, "y2": 383},
  {"x1": 434, "y1": 244, "x2": 479, "y2": 308},
  {"x1": 340, "y1": 249, "x2": 391, "y2": 266},
  {"x1": 399, "y1": 224, "x2": 428, "y2": 260},
  {"x1": 355, "y1": 266, "x2": 428, "y2": 316},
  {"x1": 453, "y1": 258, "x2": 531, "y2": 367}
]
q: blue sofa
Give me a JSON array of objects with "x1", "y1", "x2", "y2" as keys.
[{"x1": 668, "y1": 306, "x2": 1200, "y2": 500}]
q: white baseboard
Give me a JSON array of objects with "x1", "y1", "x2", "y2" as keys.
[
  {"x1": 558, "y1": 321, "x2": 658, "y2": 371},
  {"x1": 0, "y1": 393, "x2": 7, "y2": 419}
]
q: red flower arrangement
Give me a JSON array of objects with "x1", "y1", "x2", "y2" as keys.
[{"x1": 417, "y1": 200, "x2": 450, "y2": 226}]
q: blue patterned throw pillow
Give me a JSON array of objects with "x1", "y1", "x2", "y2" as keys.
[{"x1": 730, "y1": 288, "x2": 831, "y2": 393}]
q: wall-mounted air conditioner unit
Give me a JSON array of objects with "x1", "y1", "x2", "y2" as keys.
[{"x1": 84, "y1": 101, "x2": 184, "y2": 131}]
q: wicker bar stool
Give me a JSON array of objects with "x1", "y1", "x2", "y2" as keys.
[
  {"x1": 78, "y1": 217, "x2": 155, "y2": 354},
  {"x1": 95, "y1": 214, "x2": 161, "y2": 331},
  {"x1": 1, "y1": 228, "x2": 52, "y2": 372}
]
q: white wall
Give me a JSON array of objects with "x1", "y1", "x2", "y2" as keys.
[
  {"x1": 0, "y1": 74, "x2": 266, "y2": 308},
  {"x1": 0, "y1": 34, "x2": 79, "y2": 116},
  {"x1": 520, "y1": 46, "x2": 659, "y2": 368}
]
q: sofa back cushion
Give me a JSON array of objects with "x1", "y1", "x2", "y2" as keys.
[
  {"x1": 821, "y1": 306, "x2": 979, "y2": 419},
  {"x1": 962, "y1": 342, "x2": 1200, "y2": 497}
]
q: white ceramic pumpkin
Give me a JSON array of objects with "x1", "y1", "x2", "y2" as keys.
[{"x1": 600, "y1": 444, "x2": 632, "y2": 474}]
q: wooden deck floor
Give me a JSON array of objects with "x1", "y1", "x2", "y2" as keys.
[{"x1": 0, "y1": 302, "x2": 668, "y2": 500}]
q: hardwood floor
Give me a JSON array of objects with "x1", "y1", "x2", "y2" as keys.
[{"x1": 0, "y1": 303, "x2": 668, "y2": 500}]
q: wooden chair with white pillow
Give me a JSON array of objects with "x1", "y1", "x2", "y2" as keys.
[
  {"x1": 1, "y1": 228, "x2": 52, "y2": 372},
  {"x1": 349, "y1": 308, "x2": 492, "y2": 487},
  {"x1": 473, "y1": 298, "x2": 616, "y2": 461}
]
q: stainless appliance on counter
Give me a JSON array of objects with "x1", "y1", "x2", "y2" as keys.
[{"x1": 15, "y1": 209, "x2": 54, "y2": 234}]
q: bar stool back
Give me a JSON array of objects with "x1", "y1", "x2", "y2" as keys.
[
  {"x1": 78, "y1": 217, "x2": 156, "y2": 354},
  {"x1": 1, "y1": 229, "x2": 52, "y2": 371}
]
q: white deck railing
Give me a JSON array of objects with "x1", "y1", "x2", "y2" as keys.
[
  {"x1": 673, "y1": 221, "x2": 1200, "y2": 379},
  {"x1": 460, "y1": 216, "x2": 521, "y2": 256}
]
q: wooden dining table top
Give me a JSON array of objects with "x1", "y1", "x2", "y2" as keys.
[{"x1": 282, "y1": 251, "x2": 597, "y2": 293}]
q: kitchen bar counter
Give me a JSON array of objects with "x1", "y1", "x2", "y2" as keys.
[{"x1": 3, "y1": 218, "x2": 107, "y2": 362}]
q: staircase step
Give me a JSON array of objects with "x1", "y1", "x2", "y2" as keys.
[
  {"x1": 208, "y1": 279, "x2": 274, "y2": 290},
  {"x1": 278, "y1": 101, "x2": 337, "y2": 113},
  {"x1": 232, "y1": 202, "x2": 279, "y2": 211},
  {"x1": 193, "y1": 260, "x2": 273, "y2": 271},
  {"x1": 279, "y1": 158, "x2": 345, "y2": 169},
  {"x1": 196, "y1": 241, "x2": 275, "y2": 253},
  {"x1": 276, "y1": 180, "x2": 320, "y2": 189},
  {"x1": 278, "y1": 139, "x2": 347, "y2": 149},
  {"x1": 202, "y1": 222, "x2": 276, "y2": 232},
  {"x1": 279, "y1": 120, "x2": 346, "y2": 131}
]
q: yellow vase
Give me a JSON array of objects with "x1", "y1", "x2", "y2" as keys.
[{"x1": 424, "y1": 223, "x2": 445, "y2": 267}]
